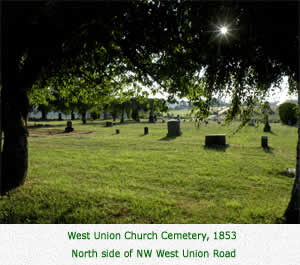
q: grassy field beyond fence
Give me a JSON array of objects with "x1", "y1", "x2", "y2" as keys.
[{"x1": 0, "y1": 119, "x2": 297, "y2": 223}]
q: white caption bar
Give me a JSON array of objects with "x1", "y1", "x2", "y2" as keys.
[{"x1": 0, "y1": 224, "x2": 300, "y2": 265}]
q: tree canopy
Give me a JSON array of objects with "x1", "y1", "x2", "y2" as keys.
[{"x1": 1, "y1": 0, "x2": 299, "y2": 222}]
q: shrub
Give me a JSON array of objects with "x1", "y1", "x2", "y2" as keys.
[
  {"x1": 278, "y1": 102, "x2": 299, "y2": 125},
  {"x1": 90, "y1": 111, "x2": 101, "y2": 120}
]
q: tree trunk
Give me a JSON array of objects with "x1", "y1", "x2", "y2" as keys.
[
  {"x1": 81, "y1": 112, "x2": 86, "y2": 124},
  {"x1": 103, "y1": 111, "x2": 109, "y2": 120},
  {"x1": 1, "y1": 85, "x2": 28, "y2": 195},
  {"x1": 71, "y1": 112, "x2": 75, "y2": 120},
  {"x1": 120, "y1": 111, "x2": 124, "y2": 124},
  {"x1": 1, "y1": 114, "x2": 28, "y2": 194},
  {"x1": 58, "y1": 113, "x2": 62, "y2": 120},
  {"x1": 0, "y1": 93, "x2": 2, "y2": 194},
  {"x1": 149, "y1": 112, "x2": 154, "y2": 123},
  {"x1": 132, "y1": 109, "x2": 140, "y2": 122},
  {"x1": 126, "y1": 110, "x2": 131, "y2": 120},
  {"x1": 285, "y1": 85, "x2": 300, "y2": 223},
  {"x1": 41, "y1": 109, "x2": 47, "y2": 121}
]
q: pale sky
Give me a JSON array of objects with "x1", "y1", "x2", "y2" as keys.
[
  {"x1": 265, "y1": 76, "x2": 297, "y2": 104},
  {"x1": 136, "y1": 76, "x2": 297, "y2": 104}
]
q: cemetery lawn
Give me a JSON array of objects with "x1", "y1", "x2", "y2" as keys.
[{"x1": 0, "y1": 120, "x2": 296, "y2": 224}]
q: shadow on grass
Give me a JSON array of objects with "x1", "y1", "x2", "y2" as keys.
[
  {"x1": 139, "y1": 134, "x2": 148, "y2": 137},
  {"x1": 274, "y1": 216, "x2": 286, "y2": 224},
  {"x1": 263, "y1": 146, "x2": 274, "y2": 153},
  {"x1": 159, "y1": 135, "x2": 180, "y2": 141},
  {"x1": 279, "y1": 168, "x2": 296, "y2": 178},
  {"x1": 268, "y1": 131, "x2": 277, "y2": 136},
  {"x1": 204, "y1": 144, "x2": 230, "y2": 152},
  {"x1": 28, "y1": 123, "x2": 65, "y2": 129}
]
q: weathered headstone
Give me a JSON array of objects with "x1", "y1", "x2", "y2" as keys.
[
  {"x1": 106, "y1": 121, "x2": 113, "y2": 127},
  {"x1": 261, "y1": 136, "x2": 268, "y2": 148},
  {"x1": 162, "y1": 120, "x2": 165, "y2": 123},
  {"x1": 144, "y1": 127, "x2": 149, "y2": 135},
  {"x1": 205, "y1": 134, "x2": 226, "y2": 146},
  {"x1": 116, "y1": 129, "x2": 120, "y2": 134},
  {"x1": 65, "y1": 121, "x2": 74, "y2": 133},
  {"x1": 287, "y1": 168, "x2": 296, "y2": 177},
  {"x1": 167, "y1": 119, "x2": 182, "y2": 137}
]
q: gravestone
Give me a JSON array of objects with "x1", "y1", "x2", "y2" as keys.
[
  {"x1": 261, "y1": 136, "x2": 268, "y2": 148},
  {"x1": 58, "y1": 113, "x2": 62, "y2": 121},
  {"x1": 106, "y1": 122, "x2": 113, "y2": 127},
  {"x1": 116, "y1": 129, "x2": 120, "y2": 134},
  {"x1": 162, "y1": 120, "x2": 165, "y2": 123},
  {"x1": 205, "y1": 134, "x2": 226, "y2": 146},
  {"x1": 287, "y1": 168, "x2": 296, "y2": 177},
  {"x1": 167, "y1": 119, "x2": 182, "y2": 137},
  {"x1": 65, "y1": 121, "x2": 74, "y2": 133},
  {"x1": 144, "y1": 127, "x2": 149, "y2": 135}
]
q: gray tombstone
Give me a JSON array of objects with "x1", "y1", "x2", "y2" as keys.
[
  {"x1": 261, "y1": 136, "x2": 268, "y2": 148},
  {"x1": 116, "y1": 129, "x2": 120, "y2": 134},
  {"x1": 106, "y1": 121, "x2": 113, "y2": 127},
  {"x1": 65, "y1": 120, "x2": 74, "y2": 133},
  {"x1": 205, "y1": 134, "x2": 226, "y2": 146},
  {"x1": 144, "y1": 127, "x2": 149, "y2": 135},
  {"x1": 167, "y1": 119, "x2": 182, "y2": 137},
  {"x1": 287, "y1": 168, "x2": 296, "y2": 177}
]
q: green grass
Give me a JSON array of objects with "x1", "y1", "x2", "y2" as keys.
[{"x1": 0, "y1": 119, "x2": 297, "y2": 223}]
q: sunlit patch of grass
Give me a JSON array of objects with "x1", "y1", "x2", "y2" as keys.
[{"x1": 0, "y1": 120, "x2": 296, "y2": 223}]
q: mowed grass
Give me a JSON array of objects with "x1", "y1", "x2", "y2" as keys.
[{"x1": 0, "y1": 119, "x2": 297, "y2": 223}]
